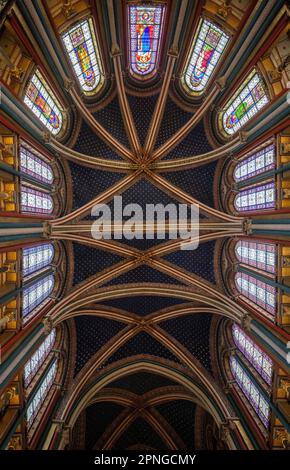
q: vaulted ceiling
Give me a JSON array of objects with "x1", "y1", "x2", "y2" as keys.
[{"x1": 63, "y1": 54, "x2": 223, "y2": 449}]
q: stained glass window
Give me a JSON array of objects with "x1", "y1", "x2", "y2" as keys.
[
  {"x1": 230, "y1": 356, "x2": 270, "y2": 427},
  {"x1": 232, "y1": 324, "x2": 273, "y2": 385},
  {"x1": 22, "y1": 244, "x2": 54, "y2": 277},
  {"x1": 24, "y1": 329, "x2": 56, "y2": 388},
  {"x1": 183, "y1": 18, "x2": 229, "y2": 94},
  {"x1": 234, "y1": 144, "x2": 275, "y2": 182},
  {"x1": 234, "y1": 182, "x2": 275, "y2": 212},
  {"x1": 62, "y1": 18, "x2": 103, "y2": 95},
  {"x1": 22, "y1": 274, "x2": 54, "y2": 321},
  {"x1": 24, "y1": 69, "x2": 63, "y2": 135},
  {"x1": 21, "y1": 186, "x2": 53, "y2": 215},
  {"x1": 235, "y1": 240, "x2": 276, "y2": 274},
  {"x1": 128, "y1": 4, "x2": 165, "y2": 78},
  {"x1": 26, "y1": 359, "x2": 57, "y2": 428},
  {"x1": 20, "y1": 146, "x2": 54, "y2": 185},
  {"x1": 222, "y1": 69, "x2": 269, "y2": 135},
  {"x1": 235, "y1": 272, "x2": 276, "y2": 316}
]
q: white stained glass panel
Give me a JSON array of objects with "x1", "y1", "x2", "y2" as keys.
[
  {"x1": 24, "y1": 69, "x2": 63, "y2": 135},
  {"x1": 184, "y1": 19, "x2": 229, "y2": 93},
  {"x1": 20, "y1": 146, "x2": 54, "y2": 184},
  {"x1": 24, "y1": 329, "x2": 56, "y2": 387},
  {"x1": 234, "y1": 144, "x2": 275, "y2": 182},
  {"x1": 26, "y1": 360, "x2": 57, "y2": 428},
  {"x1": 22, "y1": 274, "x2": 54, "y2": 320},
  {"x1": 230, "y1": 356, "x2": 270, "y2": 427},
  {"x1": 22, "y1": 243, "x2": 54, "y2": 277},
  {"x1": 62, "y1": 18, "x2": 103, "y2": 94},
  {"x1": 232, "y1": 324, "x2": 273, "y2": 385},
  {"x1": 222, "y1": 70, "x2": 269, "y2": 135}
]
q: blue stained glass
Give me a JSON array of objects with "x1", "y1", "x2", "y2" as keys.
[
  {"x1": 22, "y1": 274, "x2": 54, "y2": 321},
  {"x1": 20, "y1": 146, "x2": 54, "y2": 184},
  {"x1": 22, "y1": 244, "x2": 54, "y2": 277}
]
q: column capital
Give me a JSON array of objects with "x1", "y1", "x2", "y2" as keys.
[{"x1": 42, "y1": 316, "x2": 54, "y2": 335}]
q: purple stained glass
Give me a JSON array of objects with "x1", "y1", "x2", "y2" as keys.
[
  {"x1": 232, "y1": 324, "x2": 273, "y2": 385},
  {"x1": 128, "y1": 4, "x2": 165, "y2": 77},
  {"x1": 234, "y1": 182, "x2": 275, "y2": 212},
  {"x1": 235, "y1": 272, "x2": 276, "y2": 316},
  {"x1": 234, "y1": 144, "x2": 275, "y2": 182},
  {"x1": 235, "y1": 240, "x2": 276, "y2": 274},
  {"x1": 20, "y1": 146, "x2": 54, "y2": 185},
  {"x1": 21, "y1": 185, "x2": 53, "y2": 215},
  {"x1": 230, "y1": 356, "x2": 270, "y2": 428}
]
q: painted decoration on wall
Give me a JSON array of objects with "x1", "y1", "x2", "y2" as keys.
[
  {"x1": 183, "y1": 18, "x2": 229, "y2": 94},
  {"x1": 128, "y1": 4, "x2": 165, "y2": 77}
]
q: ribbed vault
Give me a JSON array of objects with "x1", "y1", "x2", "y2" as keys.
[{"x1": 32, "y1": 0, "x2": 274, "y2": 450}]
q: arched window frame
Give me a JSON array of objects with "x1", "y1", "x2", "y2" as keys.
[
  {"x1": 181, "y1": 17, "x2": 230, "y2": 96},
  {"x1": 127, "y1": 2, "x2": 166, "y2": 80},
  {"x1": 26, "y1": 358, "x2": 58, "y2": 429},
  {"x1": 24, "y1": 68, "x2": 65, "y2": 136},
  {"x1": 24, "y1": 329, "x2": 56, "y2": 388},
  {"x1": 235, "y1": 240, "x2": 277, "y2": 275},
  {"x1": 61, "y1": 17, "x2": 104, "y2": 96},
  {"x1": 219, "y1": 68, "x2": 269, "y2": 137},
  {"x1": 22, "y1": 274, "x2": 54, "y2": 323},
  {"x1": 229, "y1": 355, "x2": 270, "y2": 428},
  {"x1": 233, "y1": 143, "x2": 276, "y2": 183},
  {"x1": 20, "y1": 185, "x2": 54, "y2": 216},
  {"x1": 235, "y1": 272, "x2": 276, "y2": 319},
  {"x1": 22, "y1": 243, "x2": 55, "y2": 278},
  {"x1": 234, "y1": 180, "x2": 276, "y2": 213},
  {"x1": 20, "y1": 145, "x2": 54, "y2": 185},
  {"x1": 232, "y1": 324, "x2": 273, "y2": 385}
]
